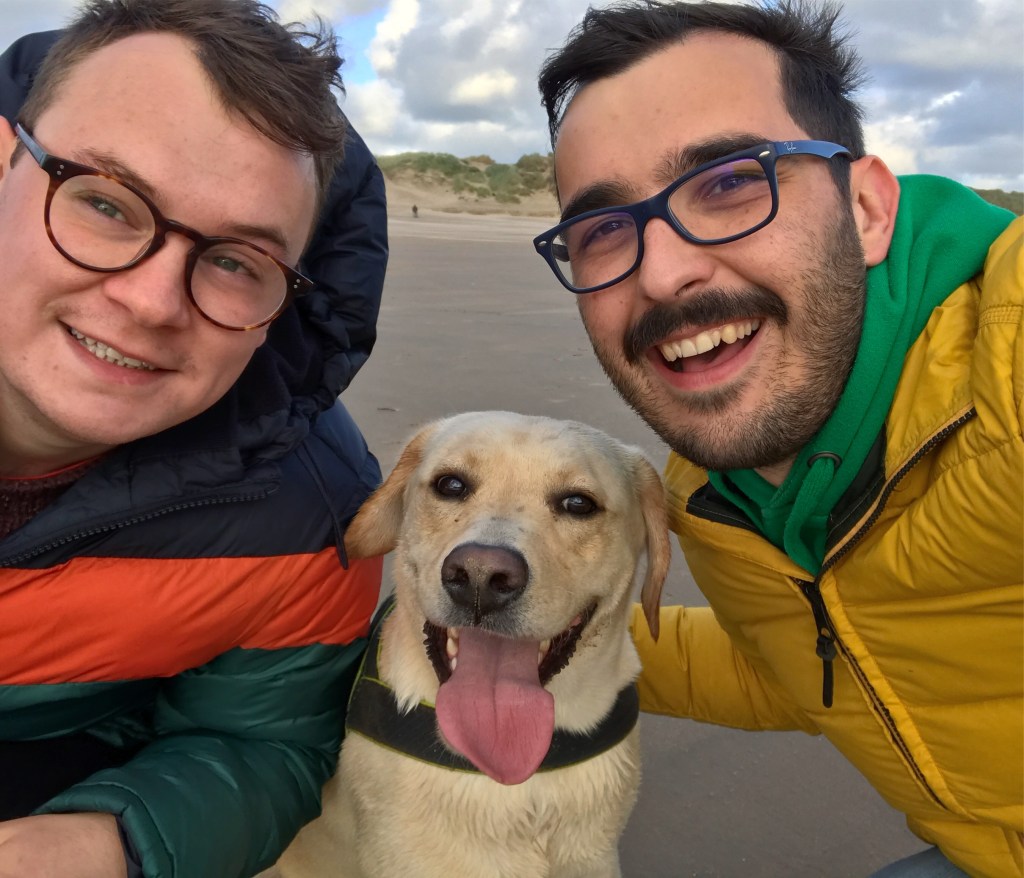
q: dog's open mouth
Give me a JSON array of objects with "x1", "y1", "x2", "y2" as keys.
[
  {"x1": 422, "y1": 604, "x2": 597, "y2": 786},
  {"x1": 422, "y1": 603, "x2": 596, "y2": 686}
]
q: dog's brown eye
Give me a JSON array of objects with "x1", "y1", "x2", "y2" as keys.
[
  {"x1": 435, "y1": 475, "x2": 468, "y2": 498},
  {"x1": 559, "y1": 494, "x2": 598, "y2": 516}
]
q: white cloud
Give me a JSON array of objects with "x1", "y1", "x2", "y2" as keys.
[
  {"x1": 450, "y1": 70, "x2": 517, "y2": 105},
  {"x1": 343, "y1": 78, "x2": 407, "y2": 142},
  {"x1": 436, "y1": 0, "x2": 520, "y2": 39},
  {"x1": 367, "y1": 0, "x2": 418, "y2": 74},
  {"x1": 276, "y1": 0, "x2": 387, "y2": 20},
  {"x1": 863, "y1": 114, "x2": 927, "y2": 176}
]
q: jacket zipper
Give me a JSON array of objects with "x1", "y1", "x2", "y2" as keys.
[
  {"x1": 0, "y1": 492, "x2": 268, "y2": 567},
  {"x1": 789, "y1": 410, "x2": 975, "y2": 809},
  {"x1": 796, "y1": 578, "x2": 838, "y2": 707},
  {"x1": 799, "y1": 408, "x2": 976, "y2": 711},
  {"x1": 798, "y1": 566, "x2": 948, "y2": 809}
]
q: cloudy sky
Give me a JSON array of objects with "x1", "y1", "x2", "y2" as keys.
[{"x1": 3, "y1": 0, "x2": 1022, "y2": 191}]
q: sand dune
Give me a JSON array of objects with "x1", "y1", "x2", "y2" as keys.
[{"x1": 382, "y1": 174, "x2": 559, "y2": 220}]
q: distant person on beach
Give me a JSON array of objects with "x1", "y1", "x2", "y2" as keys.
[
  {"x1": 534, "y1": 2, "x2": 1021, "y2": 876},
  {"x1": 412, "y1": 203, "x2": 419, "y2": 218},
  {"x1": 0, "y1": 1, "x2": 388, "y2": 876}
]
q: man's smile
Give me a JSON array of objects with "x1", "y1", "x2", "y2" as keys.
[
  {"x1": 657, "y1": 318, "x2": 762, "y2": 366},
  {"x1": 68, "y1": 326, "x2": 158, "y2": 371}
]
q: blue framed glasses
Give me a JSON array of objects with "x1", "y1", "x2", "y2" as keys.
[{"x1": 533, "y1": 140, "x2": 851, "y2": 294}]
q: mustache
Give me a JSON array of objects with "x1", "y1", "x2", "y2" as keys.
[{"x1": 624, "y1": 288, "x2": 788, "y2": 363}]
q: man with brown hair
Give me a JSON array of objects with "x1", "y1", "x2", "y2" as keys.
[
  {"x1": 534, "y1": 2, "x2": 1021, "y2": 876},
  {"x1": 0, "y1": 1, "x2": 385, "y2": 876}
]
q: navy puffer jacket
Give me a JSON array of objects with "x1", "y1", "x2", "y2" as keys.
[{"x1": 0, "y1": 29, "x2": 389, "y2": 878}]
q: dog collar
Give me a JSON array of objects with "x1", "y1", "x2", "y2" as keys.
[{"x1": 345, "y1": 595, "x2": 640, "y2": 774}]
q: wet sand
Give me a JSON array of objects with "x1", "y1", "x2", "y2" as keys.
[{"x1": 333, "y1": 209, "x2": 923, "y2": 877}]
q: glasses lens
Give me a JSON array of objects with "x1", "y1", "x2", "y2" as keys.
[
  {"x1": 554, "y1": 210, "x2": 639, "y2": 291},
  {"x1": 49, "y1": 175, "x2": 156, "y2": 268},
  {"x1": 190, "y1": 242, "x2": 288, "y2": 329},
  {"x1": 669, "y1": 157, "x2": 773, "y2": 242}
]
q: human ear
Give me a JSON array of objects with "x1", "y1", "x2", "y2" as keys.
[{"x1": 849, "y1": 155, "x2": 900, "y2": 267}]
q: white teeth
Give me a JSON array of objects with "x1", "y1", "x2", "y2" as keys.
[
  {"x1": 445, "y1": 627, "x2": 551, "y2": 669},
  {"x1": 658, "y1": 319, "x2": 761, "y2": 363},
  {"x1": 693, "y1": 331, "x2": 715, "y2": 355},
  {"x1": 446, "y1": 631, "x2": 459, "y2": 671},
  {"x1": 69, "y1": 327, "x2": 156, "y2": 371}
]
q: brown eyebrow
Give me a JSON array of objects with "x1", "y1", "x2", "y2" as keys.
[
  {"x1": 654, "y1": 134, "x2": 772, "y2": 185},
  {"x1": 74, "y1": 149, "x2": 159, "y2": 200},
  {"x1": 560, "y1": 133, "x2": 773, "y2": 224},
  {"x1": 73, "y1": 147, "x2": 293, "y2": 256},
  {"x1": 560, "y1": 180, "x2": 640, "y2": 223}
]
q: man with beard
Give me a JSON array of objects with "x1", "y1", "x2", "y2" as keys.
[{"x1": 534, "y1": 2, "x2": 1021, "y2": 876}]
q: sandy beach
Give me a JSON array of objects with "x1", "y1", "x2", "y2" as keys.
[{"x1": 314, "y1": 204, "x2": 926, "y2": 877}]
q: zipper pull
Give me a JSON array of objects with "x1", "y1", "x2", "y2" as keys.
[
  {"x1": 815, "y1": 628, "x2": 837, "y2": 708},
  {"x1": 799, "y1": 580, "x2": 837, "y2": 708}
]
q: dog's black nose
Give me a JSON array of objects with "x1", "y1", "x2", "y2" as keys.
[{"x1": 441, "y1": 543, "x2": 529, "y2": 618}]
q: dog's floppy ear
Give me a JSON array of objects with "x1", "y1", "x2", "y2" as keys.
[
  {"x1": 633, "y1": 454, "x2": 670, "y2": 641},
  {"x1": 344, "y1": 423, "x2": 437, "y2": 559}
]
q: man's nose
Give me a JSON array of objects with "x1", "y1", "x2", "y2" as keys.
[
  {"x1": 98, "y1": 234, "x2": 194, "y2": 329},
  {"x1": 634, "y1": 216, "x2": 718, "y2": 303}
]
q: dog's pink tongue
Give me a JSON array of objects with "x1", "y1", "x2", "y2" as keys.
[{"x1": 435, "y1": 627, "x2": 553, "y2": 785}]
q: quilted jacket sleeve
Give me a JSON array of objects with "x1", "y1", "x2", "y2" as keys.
[
  {"x1": 39, "y1": 639, "x2": 367, "y2": 878},
  {"x1": 629, "y1": 604, "x2": 819, "y2": 734}
]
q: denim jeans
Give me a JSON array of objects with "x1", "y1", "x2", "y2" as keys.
[{"x1": 869, "y1": 846, "x2": 970, "y2": 877}]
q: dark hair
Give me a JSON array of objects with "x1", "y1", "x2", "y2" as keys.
[
  {"x1": 539, "y1": 0, "x2": 867, "y2": 169},
  {"x1": 19, "y1": 0, "x2": 347, "y2": 201}
]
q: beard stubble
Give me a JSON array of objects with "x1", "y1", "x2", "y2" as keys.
[{"x1": 582, "y1": 206, "x2": 867, "y2": 472}]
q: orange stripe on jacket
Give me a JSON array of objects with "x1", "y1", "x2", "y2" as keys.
[{"x1": 0, "y1": 550, "x2": 382, "y2": 685}]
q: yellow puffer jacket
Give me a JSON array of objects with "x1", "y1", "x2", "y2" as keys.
[{"x1": 630, "y1": 218, "x2": 1023, "y2": 878}]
